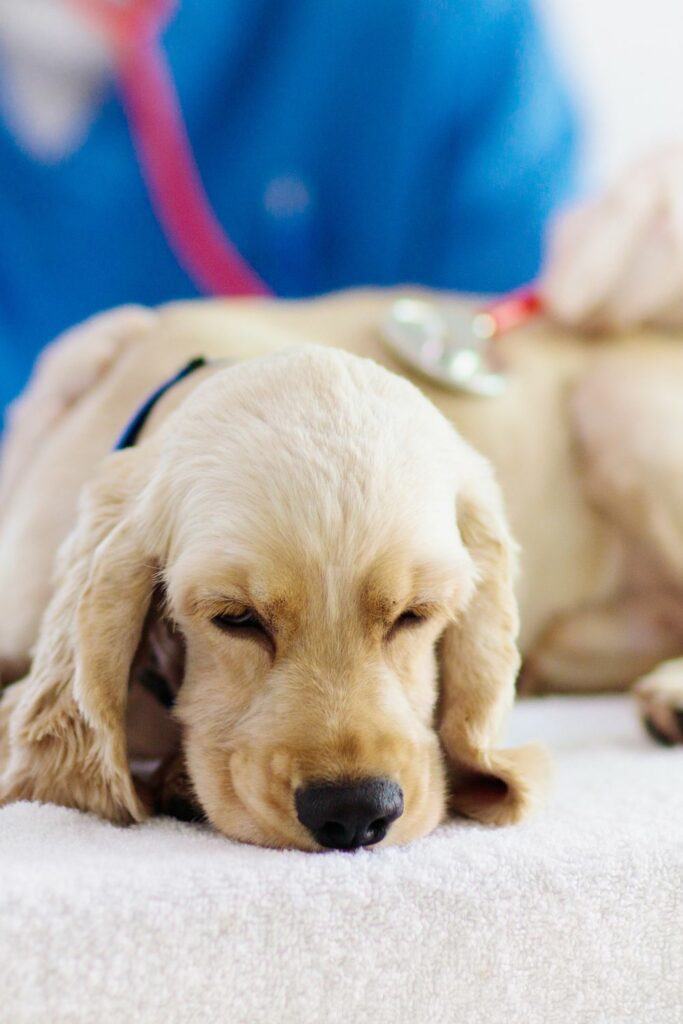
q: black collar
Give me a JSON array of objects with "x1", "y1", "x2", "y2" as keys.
[{"x1": 114, "y1": 357, "x2": 208, "y2": 450}]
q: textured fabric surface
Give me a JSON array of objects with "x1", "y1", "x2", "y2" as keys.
[{"x1": 1, "y1": 694, "x2": 680, "y2": 1024}]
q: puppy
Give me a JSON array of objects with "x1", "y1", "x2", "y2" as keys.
[
  {"x1": 0, "y1": 308, "x2": 546, "y2": 850},
  {"x1": 1, "y1": 289, "x2": 681, "y2": 848}
]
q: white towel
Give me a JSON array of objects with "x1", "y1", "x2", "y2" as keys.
[{"x1": 1, "y1": 695, "x2": 681, "y2": 1024}]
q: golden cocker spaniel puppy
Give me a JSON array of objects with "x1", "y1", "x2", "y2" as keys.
[
  {"x1": 2, "y1": 289, "x2": 682, "y2": 848},
  {"x1": 0, "y1": 298, "x2": 546, "y2": 849}
]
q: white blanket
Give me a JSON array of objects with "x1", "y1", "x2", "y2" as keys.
[{"x1": 1, "y1": 695, "x2": 681, "y2": 1024}]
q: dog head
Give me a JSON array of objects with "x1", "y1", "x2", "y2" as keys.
[{"x1": 0, "y1": 347, "x2": 547, "y2": 849}]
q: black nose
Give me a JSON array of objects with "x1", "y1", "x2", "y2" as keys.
[{"x1": 295, "y1": 778, "x2": 404, "y2": 850}]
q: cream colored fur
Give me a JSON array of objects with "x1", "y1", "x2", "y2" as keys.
[{"x1": 1, "y1": 289, "x2": 682, "y2": 847}]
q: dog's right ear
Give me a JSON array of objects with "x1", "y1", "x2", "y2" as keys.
[{"x1": 0, "y1": 446, "x2": 160, "y2": 822}]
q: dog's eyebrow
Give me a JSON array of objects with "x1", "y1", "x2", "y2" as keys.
[
  {"x1": 174, "y1": 578, "x2": 251, "y2": 619},
  {"x1": 362, "y1": 557, "x2": 472, "y2": 623},
  {"x1": 407, "y1": 590, "x2": 457, "y2": 612},
  {"x1": 176, "y1": 583, "x2": 296, "y2": 626}
]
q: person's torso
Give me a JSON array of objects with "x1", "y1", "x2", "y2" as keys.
[{"x1": 0, "y1": 0, "x2": 576, "y2": 411}]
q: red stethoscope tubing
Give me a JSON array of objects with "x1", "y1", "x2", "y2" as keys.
[
  {"x1": 482, "y1": 287, "x2": 543, "y2": 335},
  {"x1": 69, "y1": 0, "x2": 271, "y2": 297},
  {"x1": 67, "y1": 0, "x2": 541, "y2": 334},
  {"x1": 119, "y1": 38, "x2": 271, "y2": 296}
]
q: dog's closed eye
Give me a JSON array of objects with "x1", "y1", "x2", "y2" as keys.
[
  {"x1": 211, "y1": 608, "x2": 274, "y2": 653},
  {"x1": 212, "y1": 608, "x2": 261, "y2": 630},
  {"x1": 387, "y1": 608, "x2": 430, "y2": 638}
]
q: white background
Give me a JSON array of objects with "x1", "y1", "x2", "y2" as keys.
[{"x1": 539, "y1": 0, "x2": 683, "y2": 187}]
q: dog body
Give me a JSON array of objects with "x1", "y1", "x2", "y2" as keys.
[{"x1": 1, "y1": 289, "x2": 682, "y2": 847}]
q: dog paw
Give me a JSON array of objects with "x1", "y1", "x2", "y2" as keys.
[{"x1": 633, "y1": 659, "x2": 683, "y2": 745}]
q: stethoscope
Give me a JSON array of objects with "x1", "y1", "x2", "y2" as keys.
[{"x1": 69, "y1": 0, "x2": 542, "y2": 394}]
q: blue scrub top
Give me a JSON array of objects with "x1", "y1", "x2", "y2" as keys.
[{"x1": 0, "y1": 0, "x2": 577, "y2": 414}]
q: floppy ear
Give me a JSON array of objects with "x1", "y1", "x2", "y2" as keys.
[
  {"x1": 0, "y1": 449, "x2": 157, "y2": 823},
  {"x1": 438, "y1": 461, "x2": 550, "y2": 825}
]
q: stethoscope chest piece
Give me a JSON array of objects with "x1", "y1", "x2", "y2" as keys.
[{"x1": 381, "y1": 297, "x2": 508, "y2": 397}]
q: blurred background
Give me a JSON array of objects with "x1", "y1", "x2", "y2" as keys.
[
  {"x1": 541, "y1": 0, "x2": 683, "y2": 186},
  {"x1": 1, "y1": 0, "x2": 682, "y2": 416}
]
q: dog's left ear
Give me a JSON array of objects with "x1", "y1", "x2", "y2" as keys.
[
  {"x1": 0, "y1": 447, "x2": 159, "y2": 823},
  {"x1": 438, "y1": 458, "x2": 550, "y2": 825}
]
